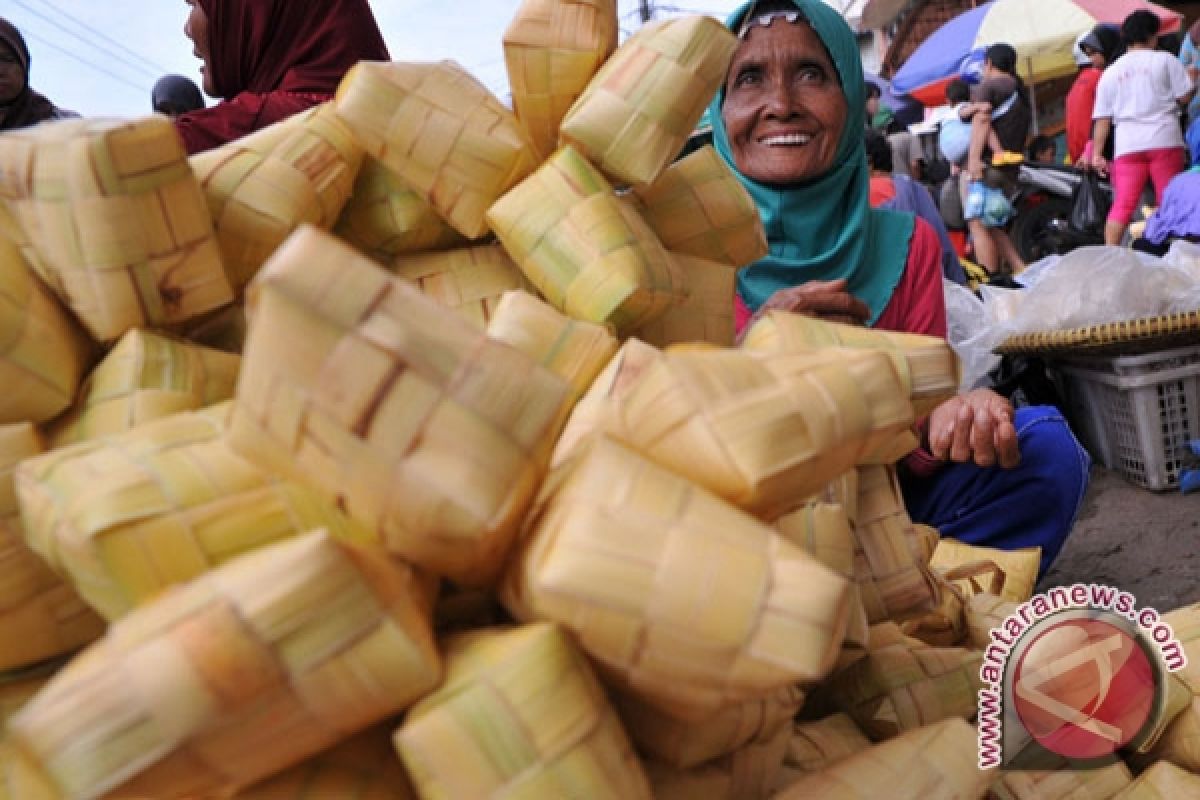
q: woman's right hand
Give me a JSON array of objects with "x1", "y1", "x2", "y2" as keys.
[{"x1": 758, "y1": 279, "x2": 871, "y2": 326}]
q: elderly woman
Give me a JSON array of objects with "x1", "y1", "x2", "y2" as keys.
[
  {"x1": 0, "y1": 17, "x2": 74, "y2": 131},
  {"x1": 716, "y1": 0, "x2": 1089, "y2": 573},
  {"x1": 176, "y1": 0, "x2": 390, "y2": 154}
]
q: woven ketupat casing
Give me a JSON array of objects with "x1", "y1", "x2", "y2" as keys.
[
  {"x1": 0, "y1": 662, "x2": 59, "y2": 734},
  {"x1": 502, "y1": 437, "x2": 851, "y2": 720},
  {"x1": 0, "y1": 117, "x2": 232, "y2": 341},
  {"x1": 391, "y1": 244, "x2": 533, "y2": 330},
  {"x1": 487, "y1": 145, "x2": 684, "y2": 334},
  {"x1": 644, "y1": 721, "x2": 791, "y2": 800},
  {"x1": 614, "y1": 684, "x2": 804, "y2": 769},
  {"x1": 0, "y1": 235, "x2": 91, "y2": 425},
  {"x1": 741, "y1": 312, "x2": 960, "y2": 419},
  {"x1": 990, "y1": 755, "x2": 1132, "y2": 800},
  {"x1": 230, "y1": 226, "x2": 572, "y2": 586},
  {"x1": 824, "y1": 637, "x2": 983, "y2": 741},
  {"x1": 46, "y1": 329, "x2": 241, "y2": 448},
  {"x1": 549, "y1": 344, "x2": 913, "y2": 519},
  {"x1": 633, "y1": 252, "x2": 737, "y2": 347},
  {"x1": 484, "y1": 290, "x2": 617, "y2": 406},
  {"x1": 559, "y1": 16, "x2": 737, "y2": 187},
  {"x1": 853, "y1": 465, "x2": 941, "y2": 623},
  {"x1": 964, "y1": 592, "x2": 1017, "y2": 650},
  {"x1": 1112, "y1": 761, "x2": 1200, "y2": 798},
  {"x1": 191, "y1": 104, "x2": 363, "y2": 292},
  {"x1": 929, "y1": 538, "x2": 1041, "y2": 604},
  {"x1": 780, "y1": 713, "x2": 872, "y2": 777},
  {"x1": 0, "y1": 424, "x2": 104, "y2": 672},
  {"x1": 335, "y1": 60, "x2": 538, "y2": 239},
  {"x1": 772, "y1": 718, "x2": 992, "y2": 799},
  {"x1": 3, "y1": 531, "x2": 441, "y2": 799},
  {"x1": 17, "y1": 405, "x2": 377, "y2": 620},
  {"x1": 629, "y1": 146, "x2": 767, "y2": 268},
  {"x1": 396, "y1": 622, "x2": 651, "y2": 799},
  {"x1": 504, "y1": 0, "x2": 618, "y2": 159},
  {"x1": 333, "y1": 157, "x2": 466, "y2": 262}
]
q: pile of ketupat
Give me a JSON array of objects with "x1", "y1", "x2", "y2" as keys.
[{"x1": 0, "y1": 2, "x2": 1185, "y2": 799}]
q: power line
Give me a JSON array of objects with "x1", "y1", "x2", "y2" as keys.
[
  {"x1": 10, "y1": 0, "x2": 172, "y2": 81},
  {"x1": 19, "y1": 27, "x2": 149, "y2": 99}
]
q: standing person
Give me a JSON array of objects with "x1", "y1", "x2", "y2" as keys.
[
  {"x1": 962, "y1": 43, "x2": 1031, "y2": 277},
  {"x1": 1065, "y1": 24, "x2": 1123, "y2": 164},
  {"x1": 1179, "y1": 17, "x2": 1200, "y2": 128},
  {"x1": 0, "y1": 17, "x2": 76, "y2": 131},
  {"x1": 176, "y1": 0, "x2": 390, "y2": 154},
  {"x1": 152, "y1": 74, "x2": 205, "y2": 118},
  {"x1": 1089, "y1": 10, "x2": 1194, "y2": 246},
  {"x1": 716, "y1": 0, "x2": 1088, "y2": 573}
]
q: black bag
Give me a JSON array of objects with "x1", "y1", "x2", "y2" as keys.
[{"x1": 1069, "y1": 171, "x2": 1109, "y2": 235}]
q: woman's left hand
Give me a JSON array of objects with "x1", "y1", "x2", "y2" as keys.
[{"x1": 926, "y1": 389, "x2": 1019, "y2": 469}]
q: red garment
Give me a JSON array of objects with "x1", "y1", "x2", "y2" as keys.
[
  {"x1": 868, "y1": 175, "x2": 896, "y2": 207},
  {"x1": 175, "y1": 0, "x2": 389, "y2": 154},
  {"x1": 1065, "y1": 68, "x2": 1101, "y2": 163}
]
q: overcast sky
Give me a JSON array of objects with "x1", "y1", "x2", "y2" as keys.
[{"x1": 2, "y1": 0, "x2": 741, "y2": 119}]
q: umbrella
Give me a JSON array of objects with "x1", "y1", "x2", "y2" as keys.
[
  {"x1": 865, "y1": 72, "x2": 925, "y2": 128},
  {"x1": 891, "y1": 0, "x2": 1182, "y2": 105}
]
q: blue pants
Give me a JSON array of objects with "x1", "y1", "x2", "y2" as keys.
[{"x1": 899, "y1": 406, "x2": 1091, "y2": 576}]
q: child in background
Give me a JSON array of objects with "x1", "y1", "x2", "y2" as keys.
[
  {"x1": 938, "y1": 79, "x2": 1002, "y2": 169},
  {"x1": 1027, "y1": 135, "x2": 1057, "y2": 163}
]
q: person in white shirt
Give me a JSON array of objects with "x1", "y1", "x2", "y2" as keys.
[{"x1": 1089, "y1": 10, "x2": 1195, "y2": 245}]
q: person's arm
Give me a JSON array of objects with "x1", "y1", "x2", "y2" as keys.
[
  {"x1": 1091, "y1": 116, "x2": 1113, "y2": 174},
  {"x1": 965, "y1": 108, "x2": 993, "y2": 181}
]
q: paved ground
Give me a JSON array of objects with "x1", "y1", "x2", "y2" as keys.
[{"x1": 1037, "y1": 467, "x2": 1200, "y2": 613}]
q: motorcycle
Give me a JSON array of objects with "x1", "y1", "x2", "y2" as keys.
[{"x1": 1007, "y1": 162, "x2": 1113, "y2": 263}]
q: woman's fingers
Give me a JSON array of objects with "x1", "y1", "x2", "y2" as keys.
[
  {"x1": 970, "y1": 407, "x2": 996, "y2": 467},
  {"x1": 949, "y1": 401, "x2": 974, "y2": 463},
  {"x1": 993, "y1": 414, "x2": 1021, "y2": 469}
]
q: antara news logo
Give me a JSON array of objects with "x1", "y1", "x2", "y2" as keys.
[{"x1": 977, "y1": 583, "x2": 1186, "y2": 769}]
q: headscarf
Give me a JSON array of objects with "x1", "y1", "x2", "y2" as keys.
[
  {"x1": 152, "y1": 74, "x2": 206, "y2": 115},
  {"x1": 1080, "y1": 24, "x2": 1124, "y2": 66},
  {"x1": 197, "y1": 0, "x2": 390, "y2": 99},
  {"x1": 710, "y1": 0, "x2": 913, "y2": 324},
  {"x1": 0, "y1": 17, "x2": 64, "y2": 131}
]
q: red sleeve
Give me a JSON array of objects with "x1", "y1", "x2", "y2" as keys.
[
  {"x1": 873, "y1": 217, "x2": 947, "y2": 338},
  {"x1": 174, "y1": 90, "x2": 330, "y2": 155},
  {"x1": 1065, "y1": 70, "x2": 1100, "y2": 163}
]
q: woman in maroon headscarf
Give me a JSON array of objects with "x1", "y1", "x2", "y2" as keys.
[
  {"x1": 0, "y1": 17, "x2": 74, "y2": 131},
  {"x1": 177, "y1": 0, "x2": 390, "y2": 154}
]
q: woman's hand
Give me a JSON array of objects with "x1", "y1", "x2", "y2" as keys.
[
  {"x1": 758, "y1": 279, "x2": 871, "y2": 326},
  {"x1": 926, "y1": 389, "x2": 1020, "y2": 469}
]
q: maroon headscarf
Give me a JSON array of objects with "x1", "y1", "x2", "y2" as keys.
[
  {"x1": 198, "y1": 0, "x2": 390, "y2": 99},
  {"x1": 0, "y1": 17, "x2": 66, "y2": 131}
]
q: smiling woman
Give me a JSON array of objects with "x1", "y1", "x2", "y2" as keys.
[
  {"x1": 0, "y1": 17, "x2": 74, "y2": 131},
  {"x1": 714, "y1": 0, "x2": 1091, "y2": 576},
  {"x1": 174, "y1": 0, "x2": 390, "y2": 154}
]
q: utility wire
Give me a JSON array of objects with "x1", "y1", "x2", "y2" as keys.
[
  {"x1": 19, "y1": 27, "x2": 149, "y2": 98},
  {"x1": 10, "y1": 0, "x2": 172, "y2": 80}
]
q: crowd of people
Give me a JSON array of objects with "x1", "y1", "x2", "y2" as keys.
[{"x1": 10, "y1": 0, "x2": 1197, "y2": 575}]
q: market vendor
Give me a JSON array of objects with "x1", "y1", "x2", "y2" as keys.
[
  {"x1": 0, "y1": 17, "x2": 75, "y2": 131},
  {"x1": 714, "y1": 0, "x2": 1090, "y2": 573},
  {"x1": 175, "y1": 0, "x2": 390, "y2": 154}
]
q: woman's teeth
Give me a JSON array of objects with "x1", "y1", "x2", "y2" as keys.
[{"x1": 760, "y1": 134, "x2": 813, "y2": 146}]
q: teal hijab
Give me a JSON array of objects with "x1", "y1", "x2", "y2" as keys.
[{"x1": 711, "y1": 0, "x2": 914, "y2": 324}]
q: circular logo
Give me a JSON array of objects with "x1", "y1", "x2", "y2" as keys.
[{"x1": 1012, "y1": 617, "x2": 1158, "y2": 759}]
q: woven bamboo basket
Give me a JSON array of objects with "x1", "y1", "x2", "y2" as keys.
[
  {"x1": 335, "y1": 60, "x2": 538, "y2": 239},
  {"x1": 643, "y1": 720, "x2": 791, "y2": 800},
  {"x1": 0, "y1": 117, "x2": 232, "y2": 341},
  {"x1": 989, "y1": 754, "x2": 1132, "y2": 799},
  {"x1": 633, "y1": 252, "x2": 737, "y2": 347},
  {"x1": 485, "y1": 289, "x2": 617, "y2": 405},
  {"x1": 502, "y1": 436, "x2": 851, "y2": 720},
  {"x1": 487, "y1": 145, "x2": 684, "y2": 334},
  {"x1": 433, "y1": 585, "x2": 508, "y2": 635},
  {"x1": 547, "y1": 344, "x2": 913, "y2": 519},
  {"x1": 824, "y1": 637, "x2": 983, "y2": 741},
  {"x1": 395, "y1": 622, "x2": 651, "y2": 799},
  {"x1": 930, "y1": 539, "x2": 1040, "y2": 604},
  {"x1": 910, "y1": 522, "x2": 939, "y2": 564},
  {"x1": 46, "y1": 329, "x2": 241, "y2": 448},
  {"x1": 741, "y1": 311, "x2": 960, "y2": 419},
  {"x1": 504, "y1": 0, "x2": 618, "y2": 159},
  {"x1": 17, "y1": 404, "x2": 378, "y2": 621},
  {"x1": 853, "y1": 465, "x2": 941, "y2": 624},
  {"x1": 613, "y1": 684, "x2": 804, "y2": 769},
  {"x1": 629, "y1": 145, "x2": 766, "y2": 267},
  {"x1": 558, "y1": 16, "x2": 737, "y2": 187},
  {"x1": 230, "y1": 226, "x2": 572, "y2": 587},
  {"x1": 0, "y1": 424, "x2": 104, "y2": 672},
  {"x1": 900, "y1": 574, "x2": 966, "y2": 648},
  {"x1": 191, "y1": 104, "x2": 363, "y2": 292},
  {"x1": 1112, "y1": 761, "x2": 1200, "y2": 799},
  {"x1": 182, "y1": 303, "x2": 247, "y2": 354},
  {"x1": 3, "y1": 530, "x2": 441, "y2": 799},
  {"x1": 235, "y1": 723, "x2": 416, "y2": 799},
  {"x1": 772, "y1": 717, "x2": 991, "y2": 799},
  {"x1": 779, "y1": 713, "x2": 871, "y2": 777},
  {"x1": 0, "y1": 236, "x2": 92, "y2": 425},
  {"x1": 964, "y1": 592, "x2": 1016, "y2": 650},
  {"x1": 391, "y1": 244, "x2": 533, "y2": 329},
  {"x1": 333, "y1": 157, "x2": 467, "y2": 262}
]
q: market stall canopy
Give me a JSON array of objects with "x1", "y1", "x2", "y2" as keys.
[{"x1": 891, "y1": 0, "x2": 1182, "y2": 105}]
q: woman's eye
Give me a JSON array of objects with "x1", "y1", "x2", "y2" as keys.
[
  {"x1": 797, "y1": 66, "x2": 825, "y2": 83},
  {"x1": 733, "y1": 68, "x2": 762, "y2": 88}
]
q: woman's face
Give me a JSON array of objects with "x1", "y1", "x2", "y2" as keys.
[
  {"x1": 0, "y1": 41, "x2": 25, "y2": 105},
  {"x1": 1087, "y1": 49, "x2": 1106, "y2": 70},
  {"x1": 184, "y1": 0, "x2": 214, "y2": 96},
  {"x1": 721, "y1": 20, "x2": 847, "y2": 185}
]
